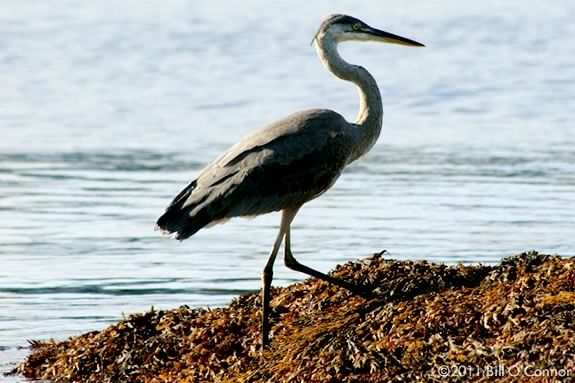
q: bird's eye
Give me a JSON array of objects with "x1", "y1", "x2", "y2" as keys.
[{"x1": 352, "y1": 23, "x2": 361, "y2": 31}]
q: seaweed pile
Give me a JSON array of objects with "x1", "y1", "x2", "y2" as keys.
[{"x1": 16, "y1": 251, "x2": 575, "y2": 382}]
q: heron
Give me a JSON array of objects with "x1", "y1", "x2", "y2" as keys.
[{"x1": 156, "y1": 14, "x2": 424, "y2": 349}]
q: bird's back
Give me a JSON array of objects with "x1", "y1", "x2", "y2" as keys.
[{"x1": 156, "y1": 109, "x2": 354, "y2": 240}]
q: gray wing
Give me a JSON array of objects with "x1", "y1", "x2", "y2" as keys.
[{"x1": 156, "y1": 109, "x2": 353, "y2": 240}]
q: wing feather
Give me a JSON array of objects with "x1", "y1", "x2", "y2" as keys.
[{"x1": 156, "y1": 109, "x2": 353, "y2": 239}]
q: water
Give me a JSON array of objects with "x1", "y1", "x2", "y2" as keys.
[{"x1": 1, "y1": 0, "x2": 574, "y2": 378}]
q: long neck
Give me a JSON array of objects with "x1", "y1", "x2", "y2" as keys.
[{"x1": 315, "y1": 36, "x2": 383, "y2": 162}]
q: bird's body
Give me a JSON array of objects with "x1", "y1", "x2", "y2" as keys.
[
  {"x1": 157, "y1": 109, "x2": 353, "y2": 240},
  {"x1": 156, "y1": 14, "x2": 423, "y2": 350}
]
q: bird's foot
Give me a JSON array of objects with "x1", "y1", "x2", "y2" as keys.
[{"x1": 375, "y1": 249, "x2": 390, "y2": 257}]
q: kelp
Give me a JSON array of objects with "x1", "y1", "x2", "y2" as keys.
[{"x1": 16, "y1": 251, "x2": 575, "y2": 382}]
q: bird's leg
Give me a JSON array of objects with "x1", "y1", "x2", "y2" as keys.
[
  {"x1": 260, "y1": 208, "x2": 299, "y2": 351},
  {"x1": 260, "y1": 232, "x2": 282, "y2": 351},
  {"x1": 284, "y1": 227, "x2": 374, "y2": 299}
]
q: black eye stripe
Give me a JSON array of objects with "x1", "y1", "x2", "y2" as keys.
[
  {"x1": 313, "y1": 14, "x2": 365, "y2": 42},
  {"x1": 331, "y1": 15, "x2": 360, "y2": 26}
]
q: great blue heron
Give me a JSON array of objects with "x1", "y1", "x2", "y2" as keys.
[{"x1": 156, "y1": 14, "x2": 423, "y2": 349}]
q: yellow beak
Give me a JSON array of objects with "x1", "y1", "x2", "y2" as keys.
[{"x1": 369, "y1": 28, "x2": 425, "y2": 47}]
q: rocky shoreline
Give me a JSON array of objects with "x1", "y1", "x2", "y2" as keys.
[{"x1": 15, "y1": 251, "x2": 575, "y2": 382}]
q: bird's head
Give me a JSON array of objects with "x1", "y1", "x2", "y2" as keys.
[{"x1": 313, "y1": 14, "x2": 424, "y2": 47}]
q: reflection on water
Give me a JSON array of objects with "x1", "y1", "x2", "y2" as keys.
[{"x1": 1, "y1": 0, "x2": 574, "y2": 378}]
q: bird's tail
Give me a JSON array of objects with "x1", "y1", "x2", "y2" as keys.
[{"x1": 155, "y1": 180, "x2": 213, "y2": 240}]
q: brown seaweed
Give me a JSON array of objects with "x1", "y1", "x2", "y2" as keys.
[{"x1": 16, "y1": 251, "x2": 575, "y2": 382}]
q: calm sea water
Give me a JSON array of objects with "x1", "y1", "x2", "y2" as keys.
[{"x1": 1, "y1": 0, "x2": 574, "y2": 378}]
